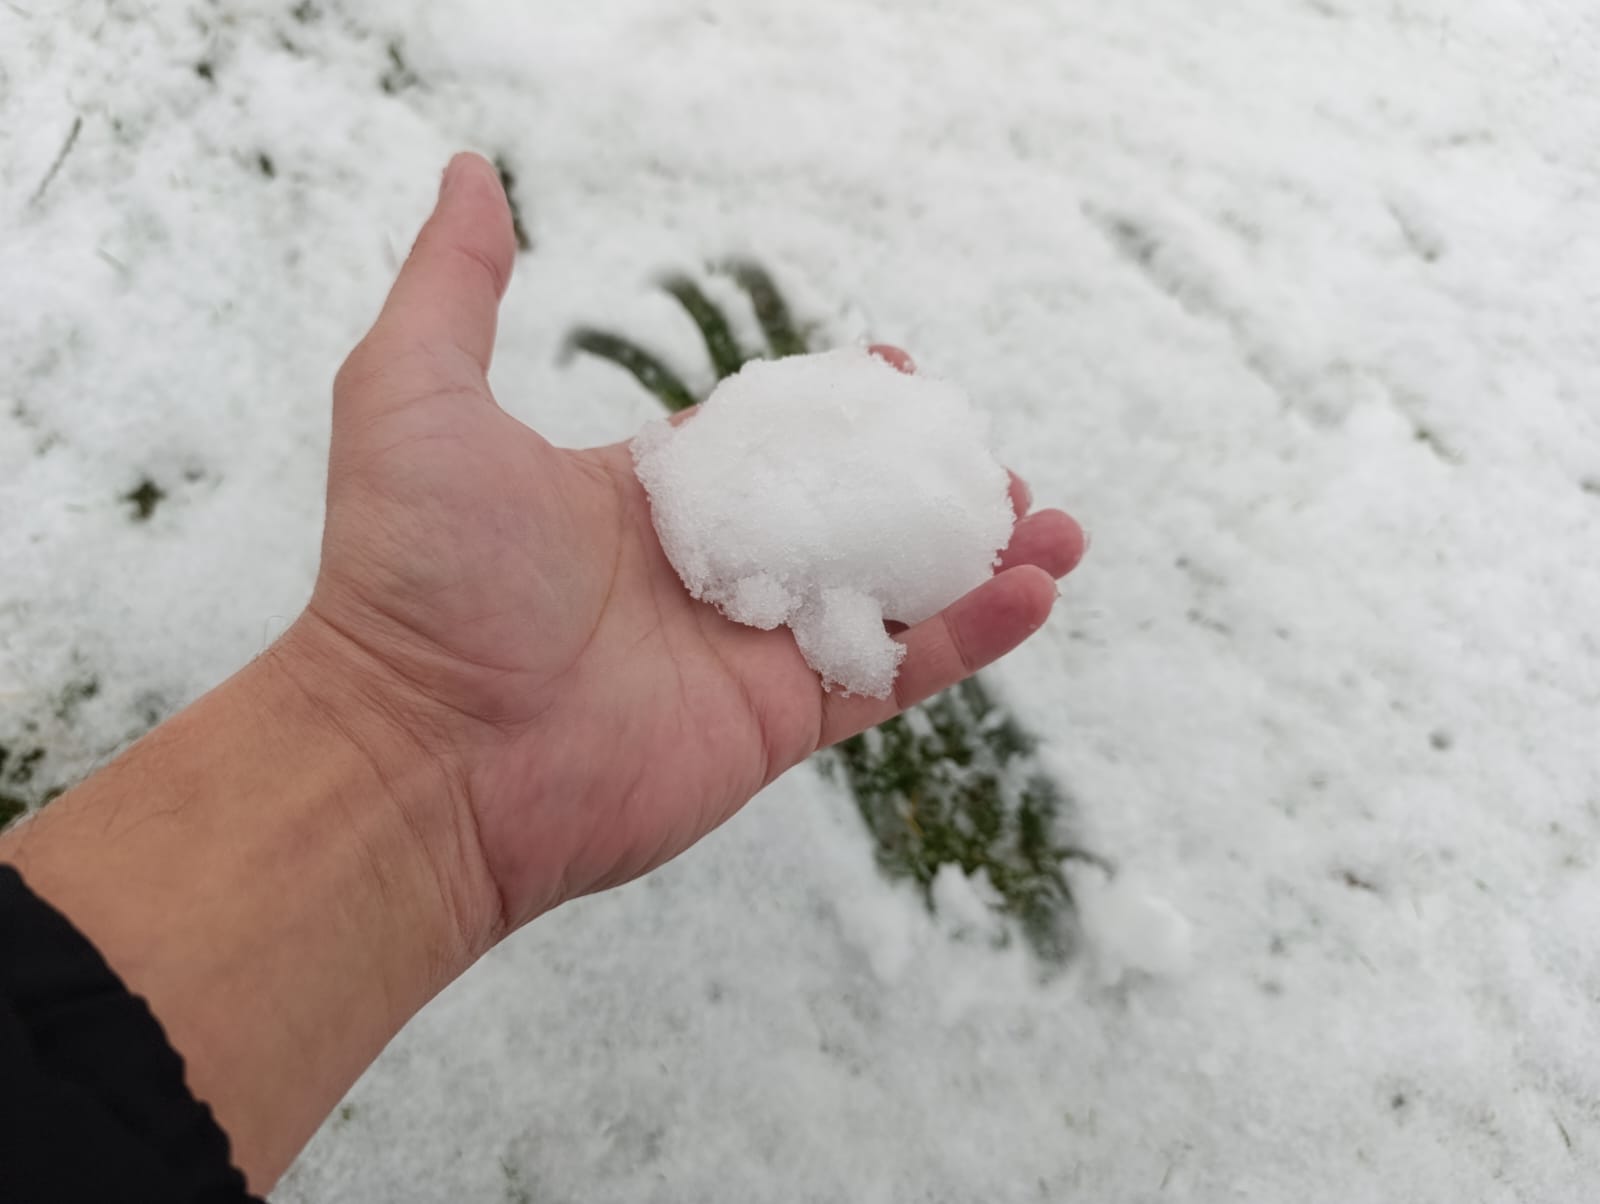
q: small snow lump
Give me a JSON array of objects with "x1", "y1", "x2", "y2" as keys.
[{"x1": 631, "y1": 348, "x2": 1014, "y2": 698}]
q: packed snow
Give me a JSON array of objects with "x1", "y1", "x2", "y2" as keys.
[
  {"x1": 632, "y1": 349, "x2": 1013, "y2": 697},
  {"x1": 5, "y1": 1, "x2": 1600, "y2": 1202}
]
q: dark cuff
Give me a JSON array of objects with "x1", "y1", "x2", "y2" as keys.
[{"x1": 0, "y1": 863, "x2": 261, "y2": 1203}]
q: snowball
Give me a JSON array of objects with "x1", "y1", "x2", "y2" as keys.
[{"x1": 631, "y1": 348, "x2": 1014, "y2": 698}]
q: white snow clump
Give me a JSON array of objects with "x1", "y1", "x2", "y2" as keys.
[{"x1": 631, "y1": 348, "x2": 1015, "y2": 698}]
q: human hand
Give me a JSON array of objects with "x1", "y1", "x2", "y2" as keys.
[
  {"x1": 291, "y1": 153, "x2": 1087, "y2": 947},
  {"x1": 0, "y1": 153, "x2": 1086, "y2": 1188}
]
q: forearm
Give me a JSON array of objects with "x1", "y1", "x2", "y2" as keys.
[{"x1": 0, "y1": 618, "x2": 495, "y2": 1191}]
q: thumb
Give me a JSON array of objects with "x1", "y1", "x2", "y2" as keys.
[{"x1": 367, "y1": 152, "x2": 518, "y2": 378}]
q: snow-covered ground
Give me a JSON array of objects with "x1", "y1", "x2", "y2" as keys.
[{"x1": 5, "y1": 1, "x2": 1600, "y2": 1199}]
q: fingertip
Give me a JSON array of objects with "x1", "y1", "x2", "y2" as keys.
[
  {"x1": 375, "y1": 152, "x2": 518, "y2": 374},
  {"x1": 441, "y1": 152, "x2": 504, "y2": 207},
  {"x1": 997, "y1": 508, "x2": 1087, "y2": 578},
  {"x1": 1052, "y1": 510, "x2": 1088, "y2": 575},
  {"x1": 433, "y1": 153, "x2": 516, "y2": 297},
  {"x1": 868, "y1": 344, "x2": 917, "y2": 374}
]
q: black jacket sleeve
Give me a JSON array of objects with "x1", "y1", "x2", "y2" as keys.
[{"x1": 0, "y1": 863, "x2": 261, "y2": 1203}]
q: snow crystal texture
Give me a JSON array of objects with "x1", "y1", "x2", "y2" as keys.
[{"x1": 631, "y1": 349, "x2": 1013, "y2": 698}]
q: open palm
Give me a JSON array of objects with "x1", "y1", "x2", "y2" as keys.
[{"x1": 302, "y1": 155, "x2": 1085, "y2": 934}]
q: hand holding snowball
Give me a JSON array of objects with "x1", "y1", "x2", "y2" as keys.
[
  {"x1": 0, "y1": 152, "x2": 1086, "y2": 1190},
  {"x1": 308, "y1": 152, "x2": 1087, "y2": 934}
]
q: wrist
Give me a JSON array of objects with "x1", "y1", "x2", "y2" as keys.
[
  {"x1": 269, "y1": 610, "x2": 507, "y2": 960},
  {"x1": 0, "y1": 615, "x2": 506, "y2": 1188}
]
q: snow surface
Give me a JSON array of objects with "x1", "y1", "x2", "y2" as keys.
[
  {"x1": 632, "y1": 348, "x2": 1013, "y2": 698},
  {"x1": 4, "y1": 1, "x2": 1600, "y2": 1201}
]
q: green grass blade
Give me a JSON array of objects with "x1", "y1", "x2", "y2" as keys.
[
  {"x1": 661, "y1": 275, "x2": 747, "y2": 380},
  {"x1": 722, "y1": 260, "x2": 807, "y2": 358},
  {"x1": 566, "y1": 328, "x2": 698, "y2": 412}
]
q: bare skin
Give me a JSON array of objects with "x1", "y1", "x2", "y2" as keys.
[{"x1": 0, "y1": 153, "x2": 1085, "y2": 1192}]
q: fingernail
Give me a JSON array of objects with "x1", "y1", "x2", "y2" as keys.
[
  {"x1": 438, "y1": 155, "x2": 464, "y2": 200},
  {"x1": 867, "y1": 344, "x2": 916, "y2": 375}
]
